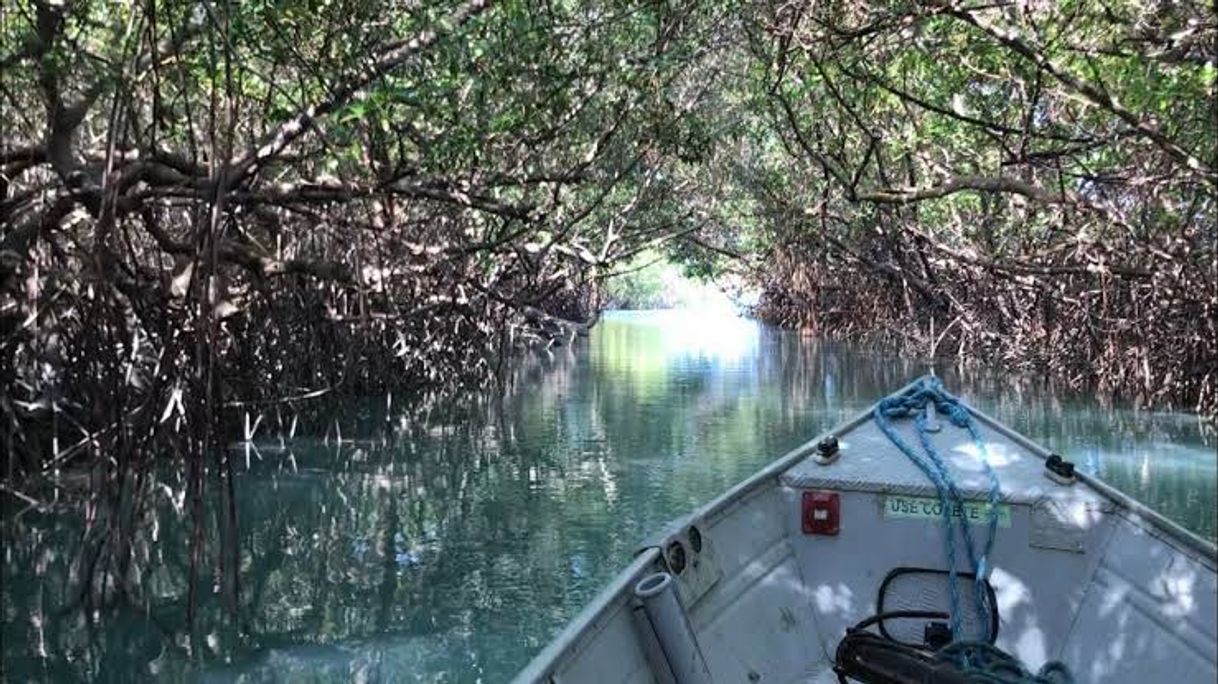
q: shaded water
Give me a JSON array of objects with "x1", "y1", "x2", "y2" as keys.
[{"x1": 3, "y1": 310, "x2": 1215, "y2": 682}]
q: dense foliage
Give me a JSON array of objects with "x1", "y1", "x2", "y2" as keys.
[
  {"x1": 1, "y1": 0, "x2": 728, "y2": 612},
  {"x1": 733, "y1": 0, "x2": 1216, "y2": 413}
]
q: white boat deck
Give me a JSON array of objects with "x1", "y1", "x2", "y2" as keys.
[
  {"x1": 515, "y1": 382, "x2": 1218, "y2": 684},
  {"x1": 781, "y1": 412, "x2": 1110, "y2": 507},
  {"x1": 779, "y1": 412, "x2": 1216, "y2": 682}
]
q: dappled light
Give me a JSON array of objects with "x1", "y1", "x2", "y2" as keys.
[
  {"x1": 988, "y1": 567, "x2": 1051, "y2": 669},
  {"x1": 813, "y1": 583, "x2": 856, "y2": 617},
  {"x1": 951, "y1": 441, "x2": 1024, "y2": 471},
  {"x1": 988, "y1": 568, "x2": 1031, "y2": 617}
]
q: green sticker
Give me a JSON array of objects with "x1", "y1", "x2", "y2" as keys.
[{"x1": 884, "y1": 495, "x2": 1011, "y2": 528}]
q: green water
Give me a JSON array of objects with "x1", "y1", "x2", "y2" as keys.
[{"x1": 3, "y1": 310, "x2": 1215, "y2": 682}]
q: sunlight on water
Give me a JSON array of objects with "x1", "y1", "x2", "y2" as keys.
[{"x1": 615, "y1": 308, "x2": 759, "y2": 363}]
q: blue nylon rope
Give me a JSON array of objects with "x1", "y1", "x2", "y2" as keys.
[{"x1": 872, "y1": 376, "x2": 1001, "y2": 642}]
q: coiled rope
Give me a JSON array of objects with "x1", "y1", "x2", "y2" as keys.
[
  {"x1": 872, "y1": 376, "x2": 1001, "y2": 641},
  {"x1": 935, "y1": 642, "x2": 1075, "y2": 684}
]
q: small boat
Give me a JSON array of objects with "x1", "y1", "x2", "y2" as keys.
[{"x1": 515, "y1": 376, "x2": 1217, "y2": 684}]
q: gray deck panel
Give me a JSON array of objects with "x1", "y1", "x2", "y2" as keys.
[{"x1": 781, "y1": 413, "x2": 1111, "y2": 508}]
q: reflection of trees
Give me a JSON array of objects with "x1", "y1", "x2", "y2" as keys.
[
  {"x1": 958, "y1": 371, "x2": 1217, "y2": 543},
  {"x1": 3, "y1": 314, "x2": 1213, "y2": 681}
]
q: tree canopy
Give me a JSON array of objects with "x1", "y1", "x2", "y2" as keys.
[
  {"x1": 2, "y1": 0, "x2": 732, "y2": 464},
  {"x1": 735, "y1": 0, "x2": 1215, "y2": 414}
]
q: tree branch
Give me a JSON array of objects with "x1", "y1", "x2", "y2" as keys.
[
  {"x1": 854, "y1": 174, "x2": 1064, "y2": 204},
  {"x1": 947, "y1": 6, "x2": 1216, "y2": 183},
  {"x1": 228, "y1": 0, "x2": 492, "y2": 184}
]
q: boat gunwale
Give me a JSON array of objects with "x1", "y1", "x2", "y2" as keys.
[{"x1": 512, "y1": 547, "x2": 661, "y2": 683}]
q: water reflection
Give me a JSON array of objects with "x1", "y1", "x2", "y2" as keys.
[{"x1": 2, "y1": 311, "x2": 1214, "y2": 682}]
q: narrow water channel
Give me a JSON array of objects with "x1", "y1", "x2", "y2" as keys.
[{"x1": 3, "y1": 310, "x2": 1214, "y2": 682}]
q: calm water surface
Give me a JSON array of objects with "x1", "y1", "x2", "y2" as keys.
[{"x1": 3, "y1": 310, "x2": 1215, "y2": 682}]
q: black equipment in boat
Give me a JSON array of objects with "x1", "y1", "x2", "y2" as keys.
[{"x1": 833, "y1": 611, "x2": 1074, "y2": 684}]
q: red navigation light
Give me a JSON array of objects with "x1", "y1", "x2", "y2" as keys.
[{"x1": 802, "y1": 491, "x2": 840, "y2": 535}]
